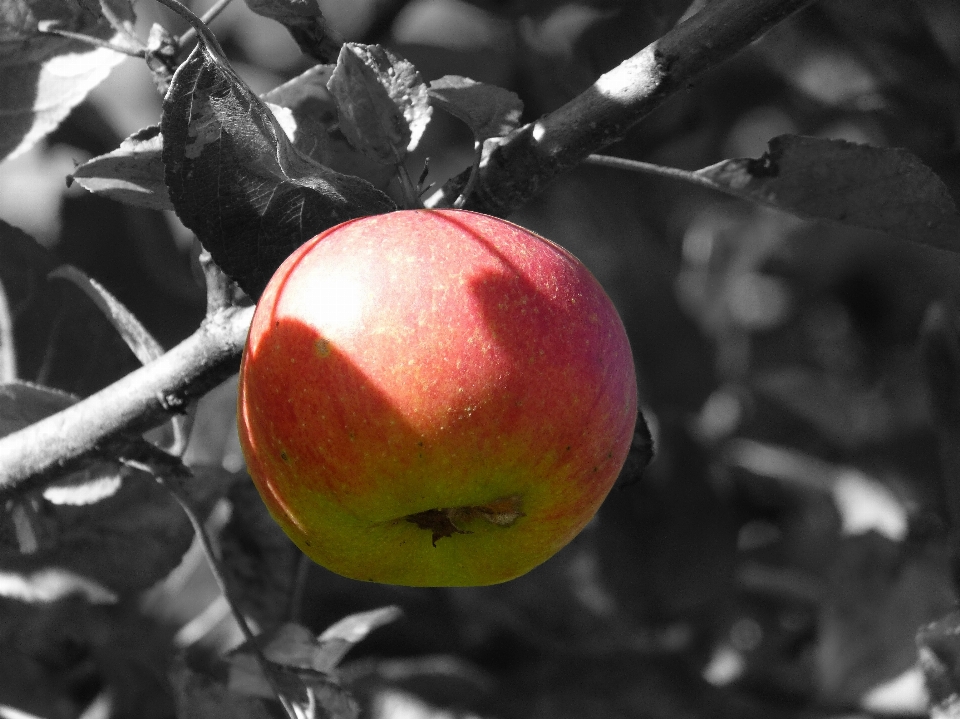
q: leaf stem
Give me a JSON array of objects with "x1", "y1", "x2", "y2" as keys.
[
  {"x1": 36, "y1": 24, "x2": 145, "y2": 57},
  {"x1": 152, "y1": 0, "x2": 228, "y2": 56},
  {"x1": 122, "y1": 443, "x2": 299, "y2": 719},
  {"x1": 178, "y1": 0, "x2": 236, "y2": 49},
  {"x1": 396, "y1": 163, "x2": 421, "y2": 209},
  {"x1": 583, "y1": 153, "x2": 722, "y2": 191},
  {"x1": 453, "y1": 140, "x2": 483, "y2": 210}
]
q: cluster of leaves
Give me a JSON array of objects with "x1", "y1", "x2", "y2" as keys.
[{"x1": 3, "y1": 0, "x2": 960, "y2": 717}]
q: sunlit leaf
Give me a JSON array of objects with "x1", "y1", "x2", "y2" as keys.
[
  {"x1": 0, "y1": 0, "x2": 133, "y2": 161},
  {"x1": 69, "y1": 126, "x2": 173, "y2": 211}
]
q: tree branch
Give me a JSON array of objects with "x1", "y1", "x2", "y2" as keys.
[
  {"x1": 0, "y1": 0, "x2": 813, "y2": 495},
  {"x1": 425, "y1": 0, "x2": 816, "y2": 215},
  {"x1": 0, "y1": 306, "x2": 253, "y2": 496}
]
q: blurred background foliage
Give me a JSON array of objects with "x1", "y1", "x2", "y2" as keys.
[{"x1": 3, "y1": 0, "x2": 960, "y2": 717}]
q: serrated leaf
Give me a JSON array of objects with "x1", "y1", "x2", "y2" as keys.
[
  {"x1": 696, "y1": 135, "x2": 960, "y2": 252},
  {"x1": 328, "y1": 43, "x2": 431, "y2": 164},
  {"x1": 243, "y1": 0, "x2": 341, "y2": 63},
  {"x1": 69, "y1": 126, "x2": 173, "y2": 211},
  {"x1": 0, "y1": 0, "x2": 132, "y2": 161},
  {"x1": 161, "y1": 42, "x2": 396, "y2": 299},
  {"x1": 263, "y1": 64, "x2": 395, "y2": 189},
  {"x1": 72, "y1": 68, "x2": 395, "y2": 211},
  {"x1": 428, "y1": 75, "x2": 523, "y2": 142},
  {"x1": 49, "y1": 265, "x2": 164, "y2": 365}
]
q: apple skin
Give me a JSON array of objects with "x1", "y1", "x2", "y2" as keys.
[{"x1": 237, "y1": 209, "x2": 638, "y2": 586}]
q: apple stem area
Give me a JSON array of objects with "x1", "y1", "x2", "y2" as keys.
[{"x1": 404, "y1": 494, "x2": 526, "y2": 546}]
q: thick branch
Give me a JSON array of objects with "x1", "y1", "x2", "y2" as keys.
[
  {"x1": 426, "y1": 0, "x2": 815, "y2": 215},
  {"x1": 0, "y1": 306, "x2": 253, "y2": 496},
  {"x1": 0, "y1": 0, "x2": 812, "y2": 495}
]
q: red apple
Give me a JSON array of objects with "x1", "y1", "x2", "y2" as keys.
[{"x1": 237, "y1": 209, "x2": 637, "y2": 586}]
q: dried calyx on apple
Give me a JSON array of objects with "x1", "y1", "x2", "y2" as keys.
[{"x1": 237, "y1": 209, "x2": 639, "y2": 587}]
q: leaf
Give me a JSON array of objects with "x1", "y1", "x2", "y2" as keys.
[
  {"x1": 0, "y1": 219, "x2": 141, "y2": 396},
  {"x1": 72, "y1": 66, "x2": 395, "y2": 211},
  {"x1": 69, "y1": 126, "x2": 173, "y2": 211},
  {"x1": 0, "y1": 380, "x2": 76, "y2": 438},
  {"x1": 225, "y1": 609, "x2": 399, "y2": 718},
  {"x1": 262, "y1": 65, "x2": 395, "y2": 190},
  {"x1": 0, "y1": 380, "x2": 132, "y2": 507},
  {"x1": 48, "y1": 265, "x2": 164, "y2": 365},
  {"x1": 327, "y1": 43, "x2": 432, "y2": 164},
  {"x1": 171, "y1": 660, "x2": 273, "y2": 719},
  {"x1": 696, "y1": 135, "x2": 960, "y2": 252},
  {"x1": 243, "y1": 0, "x2": 342, "y2": 63},
  {"x1": 428, "y1": 75, "x2": 523, "y2": 142},
  {"x1": 161, "y1": 42, "x2": 396, "y2": 299},
  {"x1": 316, "y1": 606, "x2": 403, "y2": 670},
  {"x1": 0, "y1": 0, "x2": 132, "y2": 161},
  {"x1": 219, "y1": 480, "x2": 300, "y2": 628},
  {"x1": 919, "y1": 611, "x2": 960, "y2": 711},
  {"x1": 228, "y1": 608, "x2": 402, "y2": 676},
  {"x1": 0, "y1": 470, "x2": 196, "y2": 597},
  {"x1": 227, "y1": 649, "x2": 361, "y2": 719},
  {"x1": 815, "y1": 534, "x2": 955, "y2": 705},
  {"x1": 0, "y1": 275, "x2": 14, "y2": 383}
]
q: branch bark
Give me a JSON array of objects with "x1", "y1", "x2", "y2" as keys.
[
  {"x1": 0, "y1": 0, "x2": 814, "y2": 494},
  {"x1": 0, "y1": 306, "x2": 253, "y2": 496},
  {"x1": 426, "y1": 0, "x2": 816, "y2": 215}
]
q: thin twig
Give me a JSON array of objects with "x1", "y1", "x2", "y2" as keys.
[
  {"x1": 152, "y1": 0, "x2": 228, "y2": 57},
  {"x1": 583, "y1": 153, "x2": 725, "y2": 190},
  {"x1": 36, "y1": 25, "x2": 145, "y2": 57},
  {"x1": 288, "y1": 553, "x2": 312, "y2": 624},
  {"x1": 123, "y1": 444, "x2": 298, "y2": 719},
  {"x1": 425, "y1": 0, "x2": 816, "y2": 215},
  {"x1": 178, "y1": 0, "x2": 236, "y2": 50}
]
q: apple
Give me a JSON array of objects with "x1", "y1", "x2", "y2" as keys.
[{"x1": 237, "y1": 209, "x2": 638, "y2": 586}]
